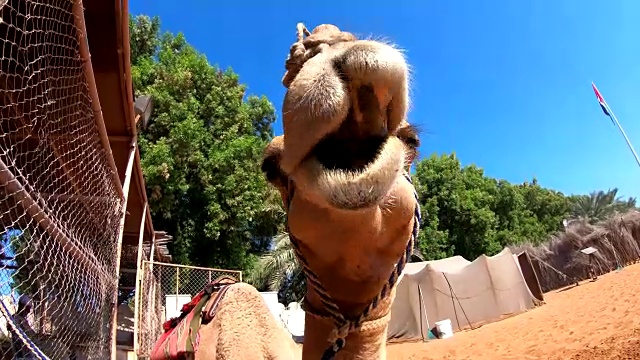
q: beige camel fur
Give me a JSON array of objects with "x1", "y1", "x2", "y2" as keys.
[
  {"x1": 194, "y1": 282, "x2": 301, "y2": 360},
  {"x1": 261, "y1": 23, "x2": 419, "y2": 360}
]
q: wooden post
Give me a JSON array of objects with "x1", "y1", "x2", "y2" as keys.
[
  {"x1": 110, "y1": 138, "x2": 137, "y2": 360},
  {"x1": 132, "y1": 202, "x2": 147, "y2": 355}
]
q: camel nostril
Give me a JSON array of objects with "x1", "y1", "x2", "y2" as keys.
[
  {"x1": 357, "y1": 84, "x2": 378, "y2": 109},
  {"x1": 332, "y1": 53, "x2": 351, "y2": 84},
  {"x1": 312, "y1": 103, "x2": 387, "y2": 172},
  {"x1": 333, "y1": 51, "x2": 393, "y2": 138},
  {"x1": 311, "y1": 83, "x2": 391, "y2": 172},
  {"x1": 354, "y1": 84, "x2": 388, "y2": 139},
  {"x1": 331, "y1": 40, "x2": 408, "y2": 134}
]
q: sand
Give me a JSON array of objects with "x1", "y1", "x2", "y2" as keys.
[{"x1": 386, "y1": 263, "x2": 640, "y2": 360}]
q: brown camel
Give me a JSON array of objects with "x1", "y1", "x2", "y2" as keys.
[
  {"x1": 261, "y1": 23, "x2": 420, "y2": 360},
  {"x1": 153, "y1": 23, "x2": 418, "y2": 360}
]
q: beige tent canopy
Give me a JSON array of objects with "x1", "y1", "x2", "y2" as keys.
[{"x1": 388, "y1": 248, "x2": 543, "y2": 342}]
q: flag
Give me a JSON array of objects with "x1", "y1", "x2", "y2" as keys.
[{"x1": 591, "y1": 82, "x2": 612, "y2": 118}]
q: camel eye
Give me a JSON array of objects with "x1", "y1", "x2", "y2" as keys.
[{"x1": 404, "y1": 136, "x2": 419, "y2": 148}]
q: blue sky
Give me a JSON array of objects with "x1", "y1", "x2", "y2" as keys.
[{"x1": 130, "y1": 0, "x2": 640, "y2": 199}]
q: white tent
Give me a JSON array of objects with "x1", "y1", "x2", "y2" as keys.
[{"x1": 387, "y1": 248, "x2": 542, "y2": 342}]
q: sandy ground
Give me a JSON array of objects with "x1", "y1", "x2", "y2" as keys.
[{"x1": 386, "y1": 263, "x2": 640, "y2": 360}]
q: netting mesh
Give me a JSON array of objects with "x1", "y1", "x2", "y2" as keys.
[
  {"x1": 137, "y1": 261, "x2": 242, "y2": 358},
  {"x1": 0, "y1": 0, "x2": 124, "y2": 359}
]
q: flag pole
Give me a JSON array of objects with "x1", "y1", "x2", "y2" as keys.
[{"x1": 593, "y1": 82, "x2": 640, "y2": 168}]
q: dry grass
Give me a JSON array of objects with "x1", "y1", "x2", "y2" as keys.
[{"x1": 510, "y1": 210, "x2": 640, "y2": 292}]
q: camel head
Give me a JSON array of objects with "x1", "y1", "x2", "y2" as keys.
[
  {"x1": 261, "y1": 23, "x2": 419, "y2": 359},
  {"x1": 265, "y1": 23, "x2": 418, "y2": 211}
]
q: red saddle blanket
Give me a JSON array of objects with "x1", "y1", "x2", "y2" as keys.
[{"x1": 149, "y1": 276, "x2": 237, "y2": 360}]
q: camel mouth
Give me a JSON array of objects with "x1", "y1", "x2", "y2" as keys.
[
  {"x1": 294, "y1": 134, "x2": 405, "y2": 211},
  {"x1": 312, "y1": 130, "x2": 387, "y2": 173},
  {"x1": 311, "y1": 82, "x2": 391, "y2": 172},
  {"x1": 288, "y1": 78, "x2": 408, "y2": 211}
]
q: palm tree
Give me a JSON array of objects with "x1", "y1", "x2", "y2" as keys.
[
  {"x1": 570, "y1": 188, "x2": 637, "y2": 224},
  {"x1": 246, "y1": 233, "x2": 305, "y2": 303}
]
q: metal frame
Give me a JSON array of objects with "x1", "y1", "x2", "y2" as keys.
[
  {"x1": 143, "y1": 261, "x2": 243, "y2": 280},
  {"x1": 132, "y1": 214, "x2": 150, "y2": 354},
  {"x1": 109, "y1": 138, "x2": 137, "y2": 360},
  {"x1": 73, "y1": 0, "x2": 125, "y2": 200}
]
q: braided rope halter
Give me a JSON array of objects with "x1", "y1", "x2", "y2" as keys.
[
  {"x1": 0, "y1": 298, "x2": 49, "y2": 360},
  {"x1": 285, "y1": 174, "x2": 421, "y2": 360}
]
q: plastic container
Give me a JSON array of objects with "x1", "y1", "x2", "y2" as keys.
[{"x1": 435, "y1": 319, "x2": 453, "y2": 339}]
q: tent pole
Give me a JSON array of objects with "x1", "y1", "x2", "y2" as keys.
[{"x1": 417, "y1": 284, "x2": 431, "y2": 341}]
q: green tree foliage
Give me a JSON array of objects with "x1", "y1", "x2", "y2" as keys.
[
  {"x1": 129, "y1": 15, "x2": 283, "y2": 270},
  {"x1": 414, "y1": 153, "x2": 572, "y2": 260}
]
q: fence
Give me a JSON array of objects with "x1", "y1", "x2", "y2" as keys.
[
  {"x1": 0, "y1": 0, "x2": 125, "y2": 359},
  {"x1": 136, "y1": 261, "x2": 242, "y2": 357}
]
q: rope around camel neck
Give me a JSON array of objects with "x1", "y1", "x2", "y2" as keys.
[{"x1": 286, "y1": 173, "x2": 421, "y2": 360}]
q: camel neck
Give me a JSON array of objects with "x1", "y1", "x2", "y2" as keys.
[
  {"x1": 301, "y1": 312, "x2": 387, "y2": 360},
  {"x1": 300, "y1": 286, "x2": 395, "y2": 360}
]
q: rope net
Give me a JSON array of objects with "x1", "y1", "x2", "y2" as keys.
[
  {"x1": 137, "y1": 262, "x2": 242, "y2": 358},
  {"x1": 0, "y1": 0, "x2": 124, "y2": 358}
]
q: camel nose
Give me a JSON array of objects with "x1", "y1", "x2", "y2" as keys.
[
  {"x1": 333, "y1": 40, "x2": 409, "y2": 133},
  {"x1": 352, "y1": 84, "x2": 389, "y2": 139}
]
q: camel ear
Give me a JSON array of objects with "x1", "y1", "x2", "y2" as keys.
[
  {"x1": 395, "y1": 122, "x2": 420, "y2": 165},
  {"x1": 261, "y1": 136, "x2": 288, "y2": 189}
]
